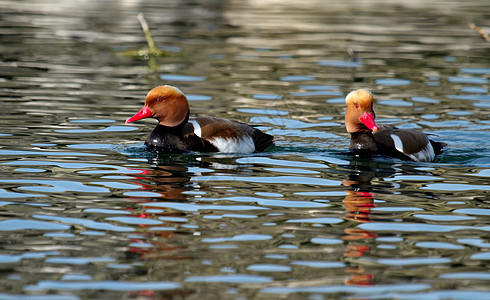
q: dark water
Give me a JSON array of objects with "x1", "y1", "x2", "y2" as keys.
[{"x1": 1, "y1": 0, "x2": 489, "y2": 298}]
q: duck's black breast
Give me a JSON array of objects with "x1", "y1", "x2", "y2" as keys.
[
  {"x1": 349, "y1": 131, "x2": 378, "y2": 152},
  {"x1": 144, "y1": 124, "x2": 218, "y2": 153}
]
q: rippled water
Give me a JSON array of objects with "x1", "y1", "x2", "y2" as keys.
[{"x1": 1, "y1": 0, "x2": 489, "y2": 298}]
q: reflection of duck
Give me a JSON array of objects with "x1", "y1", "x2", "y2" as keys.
[
  {"x1": 129, "y1": 166, "x2": 189, "y2": 202},
  {"x1": 343, "y1": 190, "x2": 375, "y2": 223},
  {"x1": 341, "y1": 158, "x2": 378, "y2": 287},
  {"x1": 126, "y1": 86, "x2": 274, "y2": 153},
  {"x1": 344, "y1": 89, "x2": 446, "y2": 162}
]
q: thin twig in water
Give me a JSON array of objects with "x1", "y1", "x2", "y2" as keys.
[
  {"x1": 138, "y1": 13, "x2": 159, "y2": 53},
  {"x1": 345, "y1": 48, "x2": 358, "y2": 61},
  {"x1": 469, "y1": 22, "x2": 490, "y2": 42}
]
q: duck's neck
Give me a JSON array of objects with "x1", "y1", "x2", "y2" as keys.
[
  {"x1": 156, "y1": 111, "x2": 190, "y2": 135},
  {"x1": 144, "y1": 112, "x2": 190, "y2": 152},
  {"x1": 349, "y1": 131, "x2": 378, "y2": 151}
]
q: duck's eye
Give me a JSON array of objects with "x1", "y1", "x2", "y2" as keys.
[{"x1": 156, "y1": 98, "x2": 163, "y2": 103}]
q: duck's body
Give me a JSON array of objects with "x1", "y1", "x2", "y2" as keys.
[
  {"x1": 345, "y1": 89, "x2": 445, "y2": 162},
  {"x1": 144, "y1": 115, "x2": 273, "y2": 153},
  {"x1": 126, "y1": 86, "x2": 274, "y2": 153}
]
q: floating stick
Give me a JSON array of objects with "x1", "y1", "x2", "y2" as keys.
[
  {"x1": 469, "y1": 22, "x2": 490, "y2": 42},
  {"x1": 138, "y1": 13, "x2": 159, "y2": 53}
]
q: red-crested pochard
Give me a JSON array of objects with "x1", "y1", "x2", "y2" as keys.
[
  {"x1": 345, "y1": 89, "x2": 446, "y2": 162},
  {"x1": 125, "y1": 85, "x2": 274, "y2": 153}
]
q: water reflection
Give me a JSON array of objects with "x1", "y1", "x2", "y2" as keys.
[
  {"x1": 121, "y1": 156, "x2": 192, "y2": 264},
  {"x1": 128, "y1": 157, "x2": 191, "y2": 202},
  {"x1": 341, "y1": 157, "x2": 382, "y2": 287}
]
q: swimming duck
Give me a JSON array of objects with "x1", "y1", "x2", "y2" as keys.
[
  {"x1": 125, "y1": 85, "x2": 274, "y2": 153},
  {"x1": 344, "y1": 89, "x2": 445, "y2": 162}
]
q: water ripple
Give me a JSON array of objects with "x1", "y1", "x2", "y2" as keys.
[
  {"x1": 0, "y1": 179, "x2": 109, "y2": 194},
  {"x1": 358, "y1": 223, "x2": 490, "y2": 232},
  {"x1": 0, "y1": 251, "x2": 59, "y2": 263},
  {"x1": 193, "y1": 175, "x2": 339, "y2": 186},
  {"x1": 185, "y1": 274, "x2": 272, "y2": 283},
  {"x1": 25, "y1": 280, "x2": 181, "y2": 291},
  {"x1": 34, "y1": 215, "x2": 134, "y2": 232},
  {"x1": 202, "y1": 234, "x2": 272, "y2": 243},
  {"x1": 260, "y1": 283, "x2": 431, "y2": 294},
  {"x1": 0, "y1": 220, "x2": 70, "y2": 231},
  {"x1": 45, "y1": 257, "x2": 115, "y2": 265},
  {"x1": 142, "y1": 202, "x2": 270, "y2": 212}
]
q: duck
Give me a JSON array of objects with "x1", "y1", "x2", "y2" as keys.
[
  {"x1": 125, "y1": 85, "x2": 274, "y2": 153},
  {"x1": 344, "y1": 89, "x2": 446, "y2": 162}
]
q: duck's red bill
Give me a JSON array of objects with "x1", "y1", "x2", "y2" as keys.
[
  {"x1": 125, "y1": 106, "x2": 153, "y2": 124},
  {"x1": 359, "y1": 112, "x2": 379, "y2": 132}
]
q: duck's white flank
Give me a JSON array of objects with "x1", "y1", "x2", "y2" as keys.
[
  {"x1": 411, "y1": 142, "x2": 435, "y2": 162},
  {"x1": 189, "y1": 119, "x2": 255, "y2": 153},
  {"x1": 390, "y1": 133, "x2": 435, "y2": 162},
  {"x1": 209, "y1": 136, "x2": 255, "y2": 153}
]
